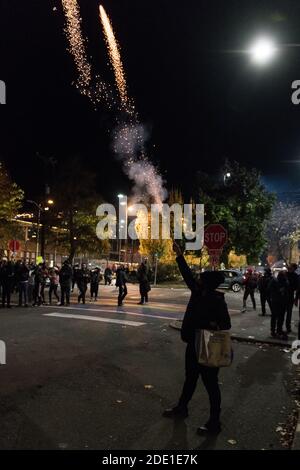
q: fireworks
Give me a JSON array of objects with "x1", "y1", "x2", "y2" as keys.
[
  {"x1": 61, "y1": 1, "x2": 167, "y2": 206},
  {"x1": 61, "y1": 0, "x2": 92, "y2": 92},
  {"x1": 99, "y1": 5, "x2": 131, "y2": 109}
]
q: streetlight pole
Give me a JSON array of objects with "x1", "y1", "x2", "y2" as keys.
[
  {"x1": 27, "y1": 200, "x2": 42, "y2": 261},
  {"x1": 27, "y1": 198, "x2": 54, "y2": 262},
  {"x1": 154, "y1": 254, "x2": 158, "y2": 286}
]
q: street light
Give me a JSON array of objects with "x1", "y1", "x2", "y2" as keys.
[
  {"x1": 223, "y1": 172, "x2": 231, "y2": 185},
  {"x1": 249, "y1": 37, "x2": 277, "y2": 65},
  {"x1": 27, "y1": 198, "x2": 55, "y2": 261}
]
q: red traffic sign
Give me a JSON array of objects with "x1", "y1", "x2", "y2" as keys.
[
  {"x1": 8, "y1": 239, "x2": 20, "y2": 252},
  {"x1": 204, "y1": 224, "x2": 228, "y2": 250}
]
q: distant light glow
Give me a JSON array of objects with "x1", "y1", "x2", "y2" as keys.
[{"x1": 249, "y1": 38, "x2": 277, "y2": 65}]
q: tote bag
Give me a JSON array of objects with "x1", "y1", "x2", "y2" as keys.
[{"x1": 195, "y1": 329, "x2": 233, "y2": 368}]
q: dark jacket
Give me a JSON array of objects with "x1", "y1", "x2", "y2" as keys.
[
  {"x1": 77, "y1": 268, "x2": 90, "y2": 287},
  {"x1": 258, "y1": 274, "x2": 273, "y2": 294},
  {"x1": 59, "y1": 264, "x2": 73, "y2": 286},
  {"x1": 0, "y1": 262, "x2": 15, "y2": 285},
  {"x1": 268, "y1": 276, "x2": 289, "y2": 307},
  {"x1": 176, "y1": 255, "x2": 231, "y2": 343},
  {"x1": 90, "y1": 269, "x2": 100, "y2": 285},
  {"x1": 116, "y1": 268, "x2": 127, "y2": 287},
  {"x1": 287, "y1": 271, "x2": 299, "y2": 298},
  {"x1": 15, "y1": 264, "x2": 29, "y2": 283}
]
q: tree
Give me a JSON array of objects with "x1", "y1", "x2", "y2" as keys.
[
  {"x1": 51, "y1": 157, "x2": 110, "y2": 261},
  {"x1": 266, "y1": 201, "x2": 300, "y2": 263},
  {"x1": 195, "y1": 161, "x2": 275, "y2": 265},
  {"x1": 0, "y1": 162, "x2": 24, "y2": 252}
]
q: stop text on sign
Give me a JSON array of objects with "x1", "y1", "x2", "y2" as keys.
[
  {"x1": 204, "y1": 224, "x2": 228, "y2": 250},
  {"x1": 205, "y1": 232, "x2": 226, "y2": 244}
]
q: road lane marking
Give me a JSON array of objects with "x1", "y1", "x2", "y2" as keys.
[
  {"x1": 43, "y1": 305, "x2": 178, "y2": 321},
  {"x1": 43, "y1": 313, "x2": 145, "y2": 327}
]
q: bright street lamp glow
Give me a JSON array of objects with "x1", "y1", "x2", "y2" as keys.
[
  {"x1": 118, "y1": 194, "x2": 124, "y2": 198},
  {"x1": 249, "y1": 38, "x2": 277, "y2": 65},
  {"x1": 226, "y1": 172, "x2": 231, "y2": 178},
  {"x1": 47, "y1": 199, "x2": 54, "y2": 205}
]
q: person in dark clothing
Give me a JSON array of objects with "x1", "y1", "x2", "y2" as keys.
[
  {"x1": 39, "y1": 263, "x2": 48, "y2": 305},
  {"x1": 59, "y1": 261, "x2": 73, "y2": 306},
  {"x1": 90, "y1": 267, "x2": 100, "y2": 301},
  {"x1": 77, "y1": 263, "x2": 90, "y2": 304},
  {"x1": 285, "y1": 264, "x2": 299, "y2": 333},
  {"x1": 242, "y1": 268, "x2": 257, "y2": 312},
  {"x1": 293, "y1": 277, "x2": 300, "y2": 340},
  {"x1": 137, "y1": 261, "x2": 151, "y2": 304},
  {"x1": 33, "y1": 263, "x2": 44, "y2": 306},
  {"x1": 0, "y1": 260, "x2": 14, "y2": 308},
  {"x1": 15, "y1": 260, "x2": 29, "y2": 307},
  {"x1": 163, "y1": 242, "x2": 231, "y2": 435},
  {"x1": 72, "y1": 264, "x2": 80, "y2": 292},
  {"x1": 104, "y1": 266, "x2": 112, "y2": 285},
  {"x1": 268, "y1": 271, "x2": 289, "y2": 339},
  {"x1": 258, "y1": 268, "x2": 273, "y2": 316},
  {"x1": 116, "y1": 266, "x2": 127, "y2": 306}
]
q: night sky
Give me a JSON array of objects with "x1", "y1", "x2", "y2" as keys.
[{"x1": 2, "y1": 0, "x2": 300, "y2": 202}]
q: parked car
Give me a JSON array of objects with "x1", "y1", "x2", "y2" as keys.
[{"x1": 219, "y1": 269, "x2": 245, "y2": 292}]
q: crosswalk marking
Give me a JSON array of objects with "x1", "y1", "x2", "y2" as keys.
[
  {"x1": 43, "y1": 313, "x2": 145, "y2": 327},
  {"x1": 43, "y1": 305, "x2": 178, "y2": 321}
]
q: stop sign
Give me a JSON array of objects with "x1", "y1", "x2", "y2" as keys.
[
  {"x1": 8, "y1": 239, "x2": 20, "y2": 252},
  {"x1": 204, "y1": 224, "x2": 228, "y2": 250}
]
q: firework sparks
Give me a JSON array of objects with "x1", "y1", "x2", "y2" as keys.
[
  {"x1": 61, "y1": 0, "x2": 92, "y2": 91},
  {"x1": 99, "y1": 5, "x2": 131, "y2": 108}
]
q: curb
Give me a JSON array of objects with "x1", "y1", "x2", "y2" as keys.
[
  {"x1": 169, "y1": 320, "x2": 292, "y2": 348},
  {"x1": 293, "y1": 418, "x2": 300, "y2": 450}
]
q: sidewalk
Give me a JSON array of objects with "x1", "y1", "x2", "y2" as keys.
[{"x1": 170, "y1": 307, "x2": 300, "y2": 347}]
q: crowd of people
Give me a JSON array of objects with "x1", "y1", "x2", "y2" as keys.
[
  {"x1": 0, "y1": 258, "x2": 152, "y2": 309},
  {"x1": 242, "y1": 263, "x2": 300, "y2": 340}
]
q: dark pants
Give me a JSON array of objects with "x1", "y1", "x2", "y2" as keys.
[
  {"x1": 61, "y1": 284, "x2": 71, "y2": 305},
  {"x1": 260, "y1": 292, "x2": 271, "y2": 315},
  {"x1": 243, "y1": 288, "x2": 256, "y2": 309},
  {"x1": 78, "y1": 283, "x2": 87, "y2": 304},
  {"x1": 40, "y1": 283, "x2": 46, "y2": 304},
  {"x1": 140, "y1": 292, "x2": 148, "y2": 303},
  {"x1": 28, "y1": 284, "x2": 34, "y2": 304},
  {"x1": 285, "y1": 295, "x2": 295, "y2": 331},
  {"x1": 105, "y1": 276, "x2": 111, "y2": 285},
  {"x1": 2, "y1": 282, "x2": 12, "y2": 307},
  {"x1": 271, "y1": 303, "x2": 285, "y2": 334},
  {"x1": 178, "y1": 342, "x2": 221, "y2": 425},
  {"x1": 140, "y1": 282, "x2": 149, "y2": 303},
  {"x1": 118, "y1": 285, "x2": 127, "y2": 305},
  {"x1": 19, "y1": 281, "x2": 28, "y2": 306},
  {"x1": 49, "y1": 284, "x2": 59, "y2": 304},
  {"x1": 90, "y1": 283, "x2": 99, "y2": 299},
  {"x1": 33, "y1": 282, "x2": 42, "y2": 305}
]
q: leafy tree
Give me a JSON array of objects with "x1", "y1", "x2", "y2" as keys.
[
  {"x1": 195, "y1": 161, "x2": 275, "y2": 264},
  {"x1": 266, "y1": 201, "x2": 300, "y2": 263},
  {"x1": 0, "y1": 162, "x2": 24, "y2": 252},
  {"x1": 51, "y1": 157, "x2": 110, "y2": 261}
]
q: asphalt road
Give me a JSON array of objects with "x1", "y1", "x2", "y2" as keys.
[{"x1": 0, "y1": 285, "x2": 298, "y2": 450}]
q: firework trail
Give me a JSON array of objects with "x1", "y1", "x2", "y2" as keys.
[
  {"x1": 61, "y1": 0, "x2": 114, "y2": 107},
  {"x1": 61, "y1": 2, "x2": 167, "y2": 205},
  {"x1": 99, "y1": 5, "x2": 131, "y2": 109},
  {"x1": 61, "y1": 0, "x2": 92, "y2": 91},
  {"x1": 99, "y1": 5, "x2": 167, "y2": 205}
]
